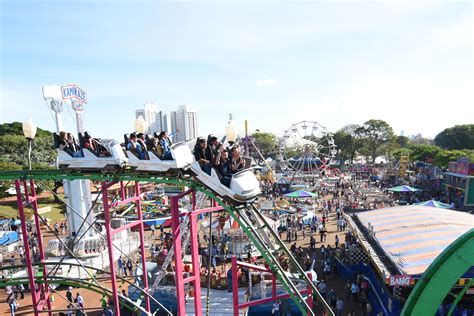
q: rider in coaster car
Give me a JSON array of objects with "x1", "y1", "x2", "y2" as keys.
[
  {"x1": 193, "y1": 137, "x2": 212, "y2": 175},
  {"x1": 229, "y1": 146, "x2": 245, "y2": 174},
  {"x1": 151, "y1": 132, "x2": 164, "y2": 157},
  {"x1": 158, "y1": 131, "x2": 173, "y2": 160},
  {"x1": 136, "y1": 133, "x2": 149, "y2": 159},
  {"x1": 84, "y1": 132, "x2": 110, "y2": 157},
  {"x1": 214, "y1": 145, "x2": 232, "y2": 187},
  {"x1": 127, "y1": 132, "x2": 147, "y2": 160},
  {"x1": 59, "y1": 131, "x2": 83, "y2": 157}
]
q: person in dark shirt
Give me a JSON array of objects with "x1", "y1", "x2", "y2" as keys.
[
  {"x1": 158, "y1": 131, "x2": 173, "y2": 160},
  {"x1": 215, "y1": 148, "x2": 232, "y2": 187},
  {"x1": 127, "y1": 133, "x2": 146, "y2": 160},
  {"x1": 194, "y1": 137, "x2": 212, "y2": 175}
]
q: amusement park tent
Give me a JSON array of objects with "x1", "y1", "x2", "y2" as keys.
[
  {"x1": 388, "y1": 185, "x2": 420, "y2": 193},
  {"x1": 357, "y1": 205, "x2": 474, "y2": 275},
  {"x1": 284, "y1": 190, "x2": 316, "y2": 198},
  {"x1": 414, "y1": 200, "x2": 454, "y2": 209}
]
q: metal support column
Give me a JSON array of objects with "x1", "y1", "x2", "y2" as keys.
[
  {"x1": 189, "y1": 212, "x2": 202, "y2": 314},
  {"x1": 171, "y1": 195, "x2": 186, "y2": 315},
  {"x1": 135, "y1": 181, "x2": 151, "y2": 311},
  {"x1": 29, "y1": 179, "x2": 52, "y2": 315},
  {"x1": 15, "y1": 180, "x2": 39, "y2": 313},
  {"x1": 102, "y1": 182, "x2": 120, "y2": 316},
  {"x1": 231, "y1": 256, "x2": 239, "y2": 316}
]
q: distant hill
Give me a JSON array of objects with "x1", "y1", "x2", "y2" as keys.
[
  {"x1": 0, "y1": 122, "x2": 53, "y2": 138},
  {"x1": 0, "y1": 122, "x2": 56, "y2": 169}
]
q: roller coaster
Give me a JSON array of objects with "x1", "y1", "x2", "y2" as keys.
[
  {"x1": 2, "y1": 137, "x2": 471, "y2": 315},
  {"x1": 0, "y1": 169, "x2": 333, "y2": 316}
]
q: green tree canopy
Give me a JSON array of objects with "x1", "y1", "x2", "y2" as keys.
[
  {"x1": 359, "y1": 119, "x2": 394, "y2": 163},
  {"x1": 0, "y1": 122, "x2": 56, "y2": 168},
  {"x1": 434, "y1": 124, "x2": 474, "y2": 150},
  {"x1": 250, "y1": 132, "x2": 278, "y2": 159}
]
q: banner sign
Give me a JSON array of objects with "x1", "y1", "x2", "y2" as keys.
[
  {"x1": 61, "y1": 84, "x2": 87, "y2": 104},
  {"x1": 386, "y1": 275, "x2": 413, "y2": 287}
]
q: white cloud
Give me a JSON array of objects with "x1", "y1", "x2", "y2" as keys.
[{"x1": 256, "y1": 79, "x2": 277, "y2": 87}]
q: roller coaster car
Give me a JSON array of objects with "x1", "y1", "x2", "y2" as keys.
[
  {"x1": 54, "y1": 133, "x2": 127, "y2": 171},
  {"x1": 190, "y1": 161, "x2": 261, "y2": 204},
  {"x1": 124, "y1": 134, "x2": 194, "y2": 173}
]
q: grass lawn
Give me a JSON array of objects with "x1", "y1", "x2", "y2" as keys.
[{"x1": 0, "y1": 194, "x2": 66, "y2": 223}]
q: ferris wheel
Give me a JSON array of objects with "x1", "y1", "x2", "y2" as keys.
[{"x1": 278, "y1": 121, "x2": 337, "y2": 179}]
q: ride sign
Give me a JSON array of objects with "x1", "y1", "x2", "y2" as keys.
[
  {"x1": 61, "y1": 84, "x2": 87, "y2": 104},
  {"x1": 386, "y1": 275, "x2": 413, "y2": 287}
]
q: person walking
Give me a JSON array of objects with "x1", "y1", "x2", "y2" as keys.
[
  {"x1": 118, "y1": 256, "x2": 125, "y2": 276},
  {"x1": 18, "y1": 284, "x2": 24, "y2": 299},
  {"x1": 76, "y1": 292, "x2": 84, "y2": 308},
  {"x1": 101, "y1": 295, "x2": 108, "y2": 310},
  {"x1": 351, "y1": 282, "x2": 360, "y2": 303},
  {"x1": 272, "y1": 300, "x2": 281, "y2": 316},
  {"x1": 66, "y1": 286, "x2": 74, "y2": 303},
  {"x1": 150, "y1": 224, "x2": 155, "y2": 237},
  {"x1": 8, "y1": 294, "x2": 17, "y2": 316},
  {"x1": 335, "y1": 297, "x2": 344, "y2": 316},
  {"x1": 126, "y1": 258, "x2": 133, "y2": 276}
]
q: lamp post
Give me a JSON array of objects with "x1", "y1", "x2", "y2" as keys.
[
  {"x1": 225, "y1": 114, "x2": 236, "y2": 145},
  {"x1": 22, "y1": 118, "x2": 37, "y2": 170},
  {"x1": 135, "y1": 116, "x2": 148, "y2": 134}
]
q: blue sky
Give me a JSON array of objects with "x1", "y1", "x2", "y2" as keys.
[{"x1": 1, "y1": 1, "x2": 473, "y2": 140}]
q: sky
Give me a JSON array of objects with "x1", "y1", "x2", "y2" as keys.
[{"x1": 1, "y1": 1, "x2": 473, "y2": 141}]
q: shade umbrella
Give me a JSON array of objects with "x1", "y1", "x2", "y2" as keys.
[
  {"x1": 284, "y1": 190, "x2": 316, "y2": 198},
  {"x1": 388, "y1": 185, "x2": 420, "y2": 192},
  {"x1": 414, "y1": 200, "x2": 454, "y2": 209}
]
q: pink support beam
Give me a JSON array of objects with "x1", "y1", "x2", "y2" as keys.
[
  {"x1": 232, "y1": 256, "x2": 239, "y2": 316},
  {"x1": 29, "y1": 179, "x2": 52, "y2": 315},
  {"x1": 171, "y1": 196, "x2": 186, "y2": 316},
  {"x1": 102, "y1": 182, "x2": 121, "y2": 316},
  {"x1": 186, "y1": 206, "x2": 224, "y2": 217},
  {"x1": 108, "y1": 196, "x2": 141, "y2": 208},
  {"x1": 189, "y1": 212, "x2": 202, "y2": 314},
  {"x1": 15, "y1": 180, "x2": 39, "y2": 313},
  {"x1": 111, "y1": 221, "x2": 140, "y2": 236},
  {"x1": 119, "y1": 181, "x2": 126, "y2": 200},
  {"x1": 135, "y1": 181, "x2": 151, "y2": 312},
  {"x1": 232, "y1": 258, "x2": 312, "y2": 314}
]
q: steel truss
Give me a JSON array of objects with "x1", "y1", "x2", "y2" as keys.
[{"x1": 0, "y1": 170, "x2": 333, "y2": 316}]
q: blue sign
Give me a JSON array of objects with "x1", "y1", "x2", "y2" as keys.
[{"x1": 61, "y1": 84, "x2": 87, "y2": 103}]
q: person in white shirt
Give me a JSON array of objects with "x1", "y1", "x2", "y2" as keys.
[
  {"x1": 272, "y1": 300, "x2": 280, "y2": 316},
  {"x1": 76, "y1": 292, "x2": 84, "y2": 307}
]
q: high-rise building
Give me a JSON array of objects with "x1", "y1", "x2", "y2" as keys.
[
  {"x1": 135, "y1": 102, "x2": 165, "y2": 134},
  {"x1": 169, "y1": 105, "x2": 198, "y2": 142}
]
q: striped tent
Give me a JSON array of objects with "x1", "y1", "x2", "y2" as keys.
[{"x1": 357, "y1": 205, "x2": 473, "y2": 275}]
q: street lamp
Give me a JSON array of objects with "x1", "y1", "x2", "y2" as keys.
[
  {"x1": 135, "y1": 116, "x2": 147, "y2": 134},
  {"x1": 22, "y1": 118, "x2": 37, "y2": 170},
  {"x1": 225, "y1": 114, "x2": 236, "y2": 145}
]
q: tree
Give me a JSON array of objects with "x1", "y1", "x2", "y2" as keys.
[
  {"x1": 359, "y1": 119, "x2": 394, "y2": 163},
  {"x1": 332, "y1": 130, "x2": 351, "y2": 161},
  {"x1": 0, "y1": 122, "x2": 56, "y2": 167},
  {"x1": 249, "y1": 132, "x2": 278, "y2": 159},
  {"x1": 339, "y1": 124, "x2": 365, "y2": 164},
  {"x1": 434, "y1": 125, "x2": 474, "y2": 150},
  {"x1": 395, "y1": 136, "x2": 410, "y2": 148}
]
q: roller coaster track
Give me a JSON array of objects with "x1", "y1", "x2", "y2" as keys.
[
  {"x1": 0, "y1": 170, "x2": 333, "y2": 316},
  {"x1": 401, "y1": 228, "x2": 474, "y2": 316},
  {"x1": 0, "y1": 262, "x2": 171, "y2": 315}
]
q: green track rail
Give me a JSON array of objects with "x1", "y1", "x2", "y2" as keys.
[
  {"x1": 401, "y1": 228, "x2": 474, "y2": 316},
  {"x1": 0, "y1": 170, "x2": 331, "y2": 315}
]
